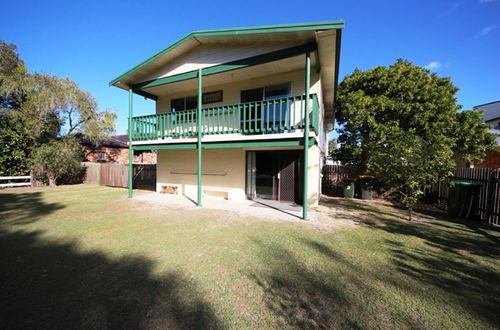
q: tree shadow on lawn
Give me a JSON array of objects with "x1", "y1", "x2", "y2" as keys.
[
  {"x1": 0, "y1": 193, "x2": 221, "y2": 329},
  {"x1": 320, "y1": 197, "x2": 500, "y2": 327},
  {"x1": 248, "y1": 233, "x2": 500, "y2": 328},
  {"x1": 246, "y1": 238, "x2": 362, "y2": 329},
  {"x1": 0, "y1": 191, "x2": 65, "y2": 225},
  {"x1": 247, "y1": 238, "x2": 442, "y2": 329}
]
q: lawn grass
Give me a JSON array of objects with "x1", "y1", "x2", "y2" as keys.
[{"x1": 0, "y1": 184, "x2": 499, "y2": 329}]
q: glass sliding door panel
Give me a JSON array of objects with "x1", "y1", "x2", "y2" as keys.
[
  {"x1": 255, "y1": 151, "x2": 276, "y2": 200},
  {"x1": 264, "y1": 83, "x2": 291, "y2": 132}
]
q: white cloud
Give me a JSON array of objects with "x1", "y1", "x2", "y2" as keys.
[
  {"x1": 424, "y1": 61, "x2": 443, "y2": 70},
  {"x1": 480, "y1": 26, "x2": 496, "y2": 36}
]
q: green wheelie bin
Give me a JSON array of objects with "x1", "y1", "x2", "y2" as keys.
[
  {"x1": 448, "y1": 181, "x2": 481, "y2": 220},
  {"x1": 357, "y1": 175, "x2": 375, "y2": 200},
  {"x1": 342, "y1": 178, "x2": 356, "y2": 198}
]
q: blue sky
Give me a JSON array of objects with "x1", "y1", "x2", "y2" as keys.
[{"x1": 1, "y1": 0, "x2": 499, "y2": 134}]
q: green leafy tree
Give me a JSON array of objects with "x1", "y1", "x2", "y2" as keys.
[
  {"x1": 0, "y1": 41, "x2": 34, "y2": 176},
  {"x1": 454, "y1": 110, "x2": 498, "y2": 163},
  {"x1": 1, "y1": 40, "x2": 116, "y2": 182},
  {"x1": 335, "y1": 59, "x2": 496, "y2": 220},
  {"x1": 328, "y1": 138, "x2": 338, "y2": 156},
  {"x1": 30, "y1": 138, "x2": 84, "y2": 187},
  {"x1": 0, "y1": 123, "x2": 32, "y2": 176}
]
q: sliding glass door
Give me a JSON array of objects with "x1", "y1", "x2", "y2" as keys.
[
  {"x1": 246, "y1": 150, "x2": 302, "y2": 204},
  {"x1": 240, "y1": 83, "x2": 291, "y2": 133}
]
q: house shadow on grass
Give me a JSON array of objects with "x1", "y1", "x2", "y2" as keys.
[{"x1": 0, "y1": 193, "x2": 221, "y2": 329}]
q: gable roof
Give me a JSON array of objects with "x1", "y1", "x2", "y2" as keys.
[{"x1": 109, "y1": 20, "x2": 344, "y2": 90}]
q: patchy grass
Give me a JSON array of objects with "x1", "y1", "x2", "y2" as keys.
[{"x1": 0, "y1": 185, "x2": 499, "y2": 329}]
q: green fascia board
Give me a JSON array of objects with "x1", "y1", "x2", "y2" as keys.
[
  {"x1": 131, "y1": 138, "x2": 316, "y2": 151},
  {"x1": 132, "y1": 43, "x2": 317, "y2": 90},
  {"x1": 109, "y1": 20, "x2": 344, "y2": 87},
  {"x1": 133, "y1": 143, "x2": 197, "y2": 151},
  {"x1": 202, "y1": 138, "x2": 316, "y2": 149},
  {"x1": 133, "y1": 89, "x2": 158, "y2": 101}
]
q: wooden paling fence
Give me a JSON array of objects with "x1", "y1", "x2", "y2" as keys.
[
  {"x1": 322, "y1": 165, "x2": 500, "y2": 226},
  {"x1": 83, "y1": 163, "x2": 156, "y2": 191},
  {"x1": 426, "y1": 168, "x2": 500, "y2": 226},
  {"x1": 321, "y1": 165, "x2": 360, "y2": 196}
]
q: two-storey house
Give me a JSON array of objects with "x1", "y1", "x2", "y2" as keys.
[{"x1": 110, "y1": 21, "x2": 344, "y2": 219}]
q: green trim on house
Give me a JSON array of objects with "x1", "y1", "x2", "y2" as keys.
[
  {"x1": 303, "y1": 47, "x2": 311, "y2": 220},
  {"x1": 128, "y1": 89, "x2": 134, "y2": 198},
  {"x1": 133, "y1": 143, "x2": 197, "y2": 151},
  {"x1": 132, "y1": 43, "x2": 316, "y2": 91},
  {"x1": 131, "y1": 138, "x2": 316, "y2": 151},
  {"x1": 202, "y1": 138, "x2": 316, "y2": 149},
  {"x1": 109, "y1": 20, "x2": 344, "y2": 87},
  {"x1": 133, "y1": 89, "x2": 158, "y2": 101},
  {"x1": 197, "y1": 68, "x2": 203, "y2": 206}
]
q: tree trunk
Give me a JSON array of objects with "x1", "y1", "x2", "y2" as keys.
[
  {"x1": 48, "y1": 177, "x2": 57, "y2": 187},
  {"x1": 408, "y1": 207, "x2": 413, "y2": 221}
]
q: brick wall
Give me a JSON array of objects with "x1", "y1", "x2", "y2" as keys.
[
  {"x1": 474, "y1": 151, "x2": 500, "y2": 169},
  {"x1": 82, "y1": 146, "x2": 156, "y2": 164}
]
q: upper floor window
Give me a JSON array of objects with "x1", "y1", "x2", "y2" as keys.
[
  {"x1": 170, "y1": 91, "x2": 223, "y2": 111},
  {"x1": 240, "y1": 83, "x2": 291, "y2": 103}
]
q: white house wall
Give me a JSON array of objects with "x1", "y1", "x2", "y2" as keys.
[
  {"x1": 144, "y1": 42, "x2": 303, "y2": 82},
  {"x1": 156, "y1": 69, "x2": 319, "y2": 110},
  {"x1": 156, "y1": 145, "x2": 322, "y2": 206}
]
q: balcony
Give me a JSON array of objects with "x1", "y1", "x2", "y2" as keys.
[{"x1": 131, "y1": 94, "x2": 319, "y2": 142}]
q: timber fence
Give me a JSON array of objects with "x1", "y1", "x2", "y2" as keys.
[
  {"x1": 322, "y1": 165, "x2": 500, "y2": 226},
  {"x1": 425, "y1": 167, "x2": 500, "y2": 226},
  {"x1": 83, "y1": 163, "x2": 156, "y2": 191}
]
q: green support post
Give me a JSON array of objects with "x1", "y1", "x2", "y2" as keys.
[
  {"x1": 303, "y1": 46, "x2": 311, "y2": 220},
  {"x1": 128, "y1": 89, "x2": 133, "y2": 198},
  {"x1": 197, "y1": 69, "x2": 203, "y2": 206}
]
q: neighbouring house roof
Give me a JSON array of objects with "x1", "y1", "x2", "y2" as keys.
[
  {"x1": 474, "y1": 100, "x2": 500, "y2": 122},
  {"x1": 473, "y1": 100, "x2": 500, "y2": 145},
  {"x1": 78, "y1": 135, "x2": 128, "y2": 148}
]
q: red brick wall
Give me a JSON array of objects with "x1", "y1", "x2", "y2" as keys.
[
  {"x1": 82, "y1": 146, "x2": 156, "y2": 164},
  {"x1": 133, "y1": 150, "x2": 157, "y2": 164},
  {"x1": 474, "y1": 151, "x2": 500, "y2": 169}
]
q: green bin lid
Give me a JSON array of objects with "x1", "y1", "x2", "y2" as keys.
[{"x1": 449, "y1": 181, "x2": 481, "y2": 186}]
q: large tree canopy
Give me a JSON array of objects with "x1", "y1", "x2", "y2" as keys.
[
  {"x1": 0, "y1": 40, "x2": 116, "y2": 180},
  {"x1": 335, "y1": 59, "x2": 496, "y2": 219}
]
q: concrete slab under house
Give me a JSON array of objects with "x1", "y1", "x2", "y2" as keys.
[{"x1": 110, "y1": 20, "x2": 344, "y2": 219}]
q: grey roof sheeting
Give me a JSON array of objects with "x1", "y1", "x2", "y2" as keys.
[
  {"x1": 474, "y1": 100, "x2": 500, "y2": 122},
  {"x1": 79, "y1": 135, "x2": 128, "y2": 148}
]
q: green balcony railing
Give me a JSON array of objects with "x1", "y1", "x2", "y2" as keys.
[{"x1": 131, "y1": 93, "x2": 319, "y2": 141}]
